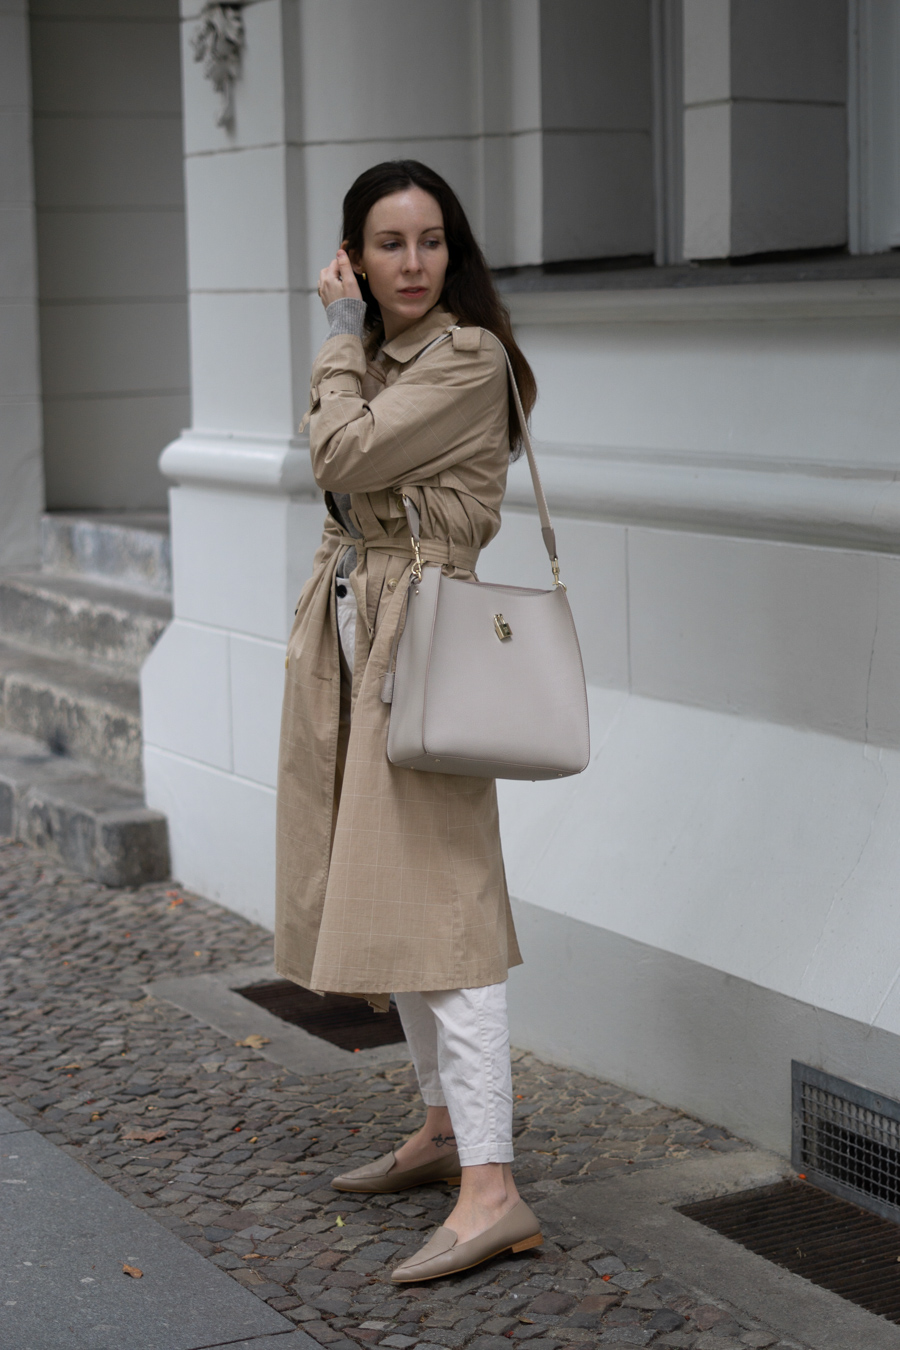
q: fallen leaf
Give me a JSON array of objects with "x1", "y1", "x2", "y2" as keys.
[
  {"x1": 335, "y1": 1216, "x2": 345, "y2": 1227},
  {"x1": 167, "y1": 897, "x2": 183, "y2": 909},
  {"x1": 90, "y1": 1113, "x2": 101, "y2": 1122},
  {"x1": 243, "y1": 1253, "x2": 263, "y2": 1260},
  {"x1": 248, "y1": 1136, "x2": 258, "y2": 1143},
  {"x1": 235, "y1": 1035, "x2": 270, "y2": 1049},
  {"x1": 122, "y1": 1264, "x2": 143, "y2": 1279},
  {"x1": 122, "y1": 1127, "x2": 167, "y2": 1143},
  {"x1": 61, "y1": 1063, "x2": 80, "y2": 1070},
  {"x1": 193, "y1": 951, "x2": 202, "y2": 957}
]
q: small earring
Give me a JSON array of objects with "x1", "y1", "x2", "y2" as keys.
[{"x1": 360, "y1": 271, "x2": 367, "y2": 281}]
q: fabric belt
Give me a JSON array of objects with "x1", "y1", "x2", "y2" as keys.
[{"x1": 335, "y1": 528, "x2": 478, "y2": 573}]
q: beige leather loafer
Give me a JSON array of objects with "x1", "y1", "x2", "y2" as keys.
[
  {"x1": 390, "y1": 1199, "x2": 542, "y2": 1282},
  {"x1": 331, "y1": 1148, "x2": 462, "y2": 1194}
]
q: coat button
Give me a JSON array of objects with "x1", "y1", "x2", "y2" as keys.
[{"x1": 386, "y1": 578, "x2": 397, "y2": 591}]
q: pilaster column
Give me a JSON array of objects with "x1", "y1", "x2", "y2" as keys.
[
  {"x1": 0, "y1": 0, "x2": 44, "y2": 568},
  {"x1": 143, "y1": 0, "x2": 322, "y2": 924}
]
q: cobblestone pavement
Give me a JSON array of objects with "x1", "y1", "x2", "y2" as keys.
[{"x1": 0, "y1": 838, "x2": 812, "y2": 1350}]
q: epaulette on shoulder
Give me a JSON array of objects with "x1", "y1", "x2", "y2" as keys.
[{"x1": 450, "y1": 326, "x2": 482, "y2": 352}]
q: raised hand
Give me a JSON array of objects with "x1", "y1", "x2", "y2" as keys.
[{"x1": 318, "y1": 247, "x2": 364, "y2": 309}]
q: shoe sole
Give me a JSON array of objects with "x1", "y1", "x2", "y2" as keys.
[
  {"x1": 331, "y1": 1174, "x2": 462, "y2": 1193},
  {"x1": 391, "y1": 1230, "x2": 543, "y2": 1282}
]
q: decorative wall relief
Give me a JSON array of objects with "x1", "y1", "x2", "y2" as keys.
[{"x1": 192, "y1": 2, "x2": 246, "y2": 130}]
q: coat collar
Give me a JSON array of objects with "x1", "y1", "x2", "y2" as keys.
[{"x1": 379, "y1": 305, "x2": 457, "y2": 365}]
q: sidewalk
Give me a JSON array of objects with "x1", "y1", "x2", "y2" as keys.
[{"x1": 1, "y1": 837, "x2": 896, "y2": 1350}]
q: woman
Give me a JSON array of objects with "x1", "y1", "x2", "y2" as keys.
[{"x1": 275, "y1": 161, "x2": 542, "y2": 1282}]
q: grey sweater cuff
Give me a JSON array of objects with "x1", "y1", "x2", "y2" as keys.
[{"x1": 326, "y1": 297, "x2": 367, "y2": 340}]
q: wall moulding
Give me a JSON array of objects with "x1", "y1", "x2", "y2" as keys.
[
  {"x1": 506, "y1": 277, "x2": 900, "y2": 325},
  {"x1": 159, "y1": 430, "x2": 317, "y2": 497},
  {"x1": 508, "y1": 446, "x2": 900, "y2": 554}
]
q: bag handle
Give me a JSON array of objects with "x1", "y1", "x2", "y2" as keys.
[{"x1": 403, "y1": 326, "x2": 563, "y2": 588}]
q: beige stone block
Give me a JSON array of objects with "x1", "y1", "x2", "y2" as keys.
[
  {"x1": 542, "y1": 129, "x2": 654, "y2": 260},
  {"x1": 0, "y1": 108, "x2": 34, "y2": 204},
  {"x1": 39, "y1": 299, "x2": 189, "y2": 397},
  {"x1": 230, "y1": 634, "x2": 286, "y2": 787},
  {"x1": 683, "y1": 0, "x2": 730, "y2": 105},
  {"x1": 0, "y1": 11, "x2": 30, "y2": 105},
  {"x1": 42, "y1": 391, "x2": 187, "y2": 509},
  {"x1": 682, "y1": 103, "x2": 731, "y2": 258},
  {"x1": 185, "y1": 147, "x2": 289, "y2": 292},
  {"x1": 298, "y1": 0, "x2": 476, "y2": 144},
  {"x1": 540, "y1": 0, "x2": 652, "y2": 130},
  {"x1": 189, "y1": 292, "x2": 295, "y2": 435},
  {"x1": 0, "y1": 207, "x2": 38, "y2": 299},
  {"x1": 731, "y1": 102, "x2": 847, "y2": 255},
  {"x1": 33, "y1": 116, "x2": 185, "y2": 208},
  {"x1": 0, "y1": 298, "x2": 40, "y2": 396},
  {"x1": 36, "y1": 209, "x2": 187, "y2": 300},
  {"x1": 628, "y1": 529, "x2": 877, "y2": 740},
  {"x1": 141, "y1": 620, "x2": 233, "y2": 770},
  {"x1": 731, "y1": 0, "x2": 847, "y2": 103},
  {"x1": 30, "y1": 16, "x2": 181, "y2": 114}
]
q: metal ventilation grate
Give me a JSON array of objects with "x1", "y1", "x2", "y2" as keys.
[
  {"x1": 236, "y1": 979, "x2": 406, "y2": 1051},
  {"x1": 679, "y1": 1180, "x2": 900, "y2": 1324},
  {"x1": 792, "y1": 1062, "x2": 900, "y2": 1223}
]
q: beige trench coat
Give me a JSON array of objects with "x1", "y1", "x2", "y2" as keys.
[{"x1": 275, "y1": 305, "x2": 523, "y2": 1007}]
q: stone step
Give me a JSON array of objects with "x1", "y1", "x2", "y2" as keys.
[
  {"x1": 0, "y1": 571, "x2": 171, "y2": 674},
  {"x1": 42, "y1": 511, "x2": 171, "y2": 596},
  {"x1": 0, "y1": 637, "x2": 142, "y2": 787},
  {"x1": 0, "y1": 729, "x2": 169, "y2": 886}
]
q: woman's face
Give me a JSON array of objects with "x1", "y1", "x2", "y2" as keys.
[{"x1": 352, "y1": 187, "x2": 449, "y2": 340}]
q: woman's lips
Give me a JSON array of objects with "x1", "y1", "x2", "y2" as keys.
[{"x1": 400, "y1": 287, "x2": 427, "y2": 296}]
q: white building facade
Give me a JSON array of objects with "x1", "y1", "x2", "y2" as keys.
[{"x1": 3, "y1": 0, "x2": 900, "y2": 1157}]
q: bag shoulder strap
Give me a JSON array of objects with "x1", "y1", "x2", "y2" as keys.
[{"x1": 406, "y1": 325, "x2": 562, "y2": 585}]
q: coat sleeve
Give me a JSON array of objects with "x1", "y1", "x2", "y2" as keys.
[{"x1": 306, "y1": 332, "x2": 507, "y2": 494}]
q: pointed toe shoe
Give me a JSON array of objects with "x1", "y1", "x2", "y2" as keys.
[
  {"x1": 390, "y1": 1199, "x2": 543, "y2": 1282},
  {"x1": 331, "y1": 1148, "x2": 462, "y2": 1194}
]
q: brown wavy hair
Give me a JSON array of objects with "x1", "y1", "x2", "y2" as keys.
[{"x1": 341, "y1": 159, "x2": 536, "y2": 457}]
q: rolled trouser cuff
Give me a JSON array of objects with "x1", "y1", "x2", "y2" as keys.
[{"x1": 457, "y1": 1143, "x2": 515, "y2": 1167}]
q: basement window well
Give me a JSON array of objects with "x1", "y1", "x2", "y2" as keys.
[
  {"x1": 791, "y1": 1062, "x2": 900, "y2": 1223},
  {"x1": 678, "y1": 1065, "x2": 900, "y2": 1326},
  {"x1": 236, "y1": 980, "x2": 405, "y2": 1052}
]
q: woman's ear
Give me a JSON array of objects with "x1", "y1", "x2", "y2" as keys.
[{"x1": 343, "y1": 240, "x2": 364, "y2": 274}]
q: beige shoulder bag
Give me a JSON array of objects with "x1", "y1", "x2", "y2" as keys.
[{"x1": 381, "y1": 329, "x2": 590, "y2": 781}]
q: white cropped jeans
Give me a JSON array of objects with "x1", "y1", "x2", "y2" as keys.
[
  {"x1": 393, "y1": 984, "x2": 514, "y2": 1167},
  {"x1": 335, "y1": 574, "x2": 514, "y2": 1168}
]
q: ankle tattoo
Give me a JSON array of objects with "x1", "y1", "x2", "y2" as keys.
[{"x1": 431, "y1": 1132, "x2": 456, "y2": 1149}]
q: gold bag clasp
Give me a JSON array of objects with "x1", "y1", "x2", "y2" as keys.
[{"x1": 493, "y1": 613, "x2": 513, "y2": 641}]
